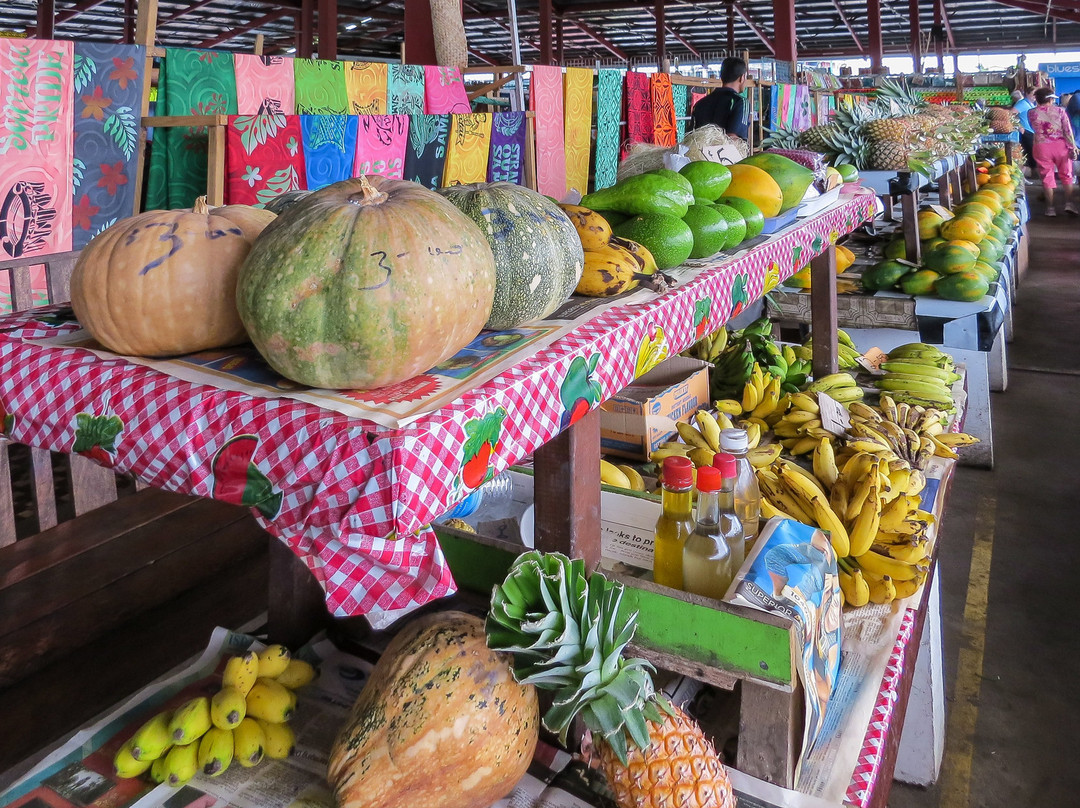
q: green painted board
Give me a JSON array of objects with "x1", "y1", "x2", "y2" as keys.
[{"x1": 436, "y1": 529, "x2": 794, "y2": 687}]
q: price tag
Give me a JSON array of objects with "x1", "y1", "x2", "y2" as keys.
[
  {"x1": 701, "y1": 144, "x2": 744, "y2": 166},
  {"x1": 856, "y1": 347, "x2": 888, "y2": 374},
  {"x1": 817, "y1": 392, "x2": 852, "y2": 437}
]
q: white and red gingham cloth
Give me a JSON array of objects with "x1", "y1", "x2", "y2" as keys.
[{"x1": 0, "y1": 194, "x2": 877, "y2": 623}]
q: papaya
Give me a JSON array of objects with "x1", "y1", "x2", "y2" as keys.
[
  {"x1": 900, "y1": 269, "x2": 942, "y2": 296},
  {"x1": 884, "y1": 239, "x2": 907, "y2": 260},
  {"x1": 972, "y1": 260, "x2": 1000, "y2": 283},
  {"x1": 835, "y1": 164, "x2": 859, "y2": 182},
  {"x1": 719, "y1": 164, "x2": 784, "y2": 218},
  {"x1": 682, "y1": 205, "x2": 729, "y2": 259},
  {"x1": 934, "y1": 271, "x2": 989, "y2": 302},
  {"x1": 978, "y1": 236, "x2": 1005, "y2": 263},
  {"x1": 946, "y1": 239, "x2": 980, "y2": 258},
  {"x1": 581, "y1": 173, "x2": 694, "y2": 218},
  {"x1": 923, "y1": 237, "x2": 947, "y2": 253},
  {"x1": 940, "y1": 216, "x2": 987, "y2": 244},
  {"x1": 924, "y1": 243, "x2": 977, "y2": 275},
  {"x1": 679, "y1": 161, "x2": 732, "y2": 201},
  {"x1": 955, "y1": 202, "x2": 996, "y2": 225},
  {"x1": 916, "y1": 209, "x2": 951, "y2": 240},
  {"x1": 736, "y1": 153, "x2": 814, "y2": 213},
  {"x1": 714, "y1": 197, "x2": 763, "y2": 239},
  {"x1": 612, "y1": 213, "x2": 694, "y2": 270},
  {"x1": 862, "y1": 260, "x2": 912, "y2": 292},
  {"x1": 836, "y1": 244, "x2": 856, "y2": 273}
]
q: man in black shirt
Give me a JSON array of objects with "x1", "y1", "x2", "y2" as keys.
[{"x1": 689, "y1": 57, "x2": 749, "y2": 140}]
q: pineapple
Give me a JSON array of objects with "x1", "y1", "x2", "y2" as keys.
[
  {"x1": 862, "y1": 116, "x2": 907, "y2": 143},
  {"x1": 797, "y1": 124, "x2": 838, "y2": 152},
  {"x1": 867, "y1": 140, "x2": 911, "y2": 170},
  {"x1": 486, "y1": 552, "x2": 737, "y2": 808}
]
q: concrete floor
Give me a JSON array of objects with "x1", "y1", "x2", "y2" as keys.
[{"x1": 889, "y1": 199, "x2": 1080, "y2": 807}]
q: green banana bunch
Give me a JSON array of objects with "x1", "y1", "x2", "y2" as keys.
[{"x1": 709, "y1": 341, "x2": 755, "y2": 400}]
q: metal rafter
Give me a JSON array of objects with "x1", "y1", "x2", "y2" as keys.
[
  {"x1": 197, "y1": 7, "x2": 294, "y2": 48},
  {"x1": 563, "y1": 16, "x2": 630, "y2": 59},
  {"x1": 646, "y1": 8, "x2": 702, "y2": 57},
  {"x1": 730, "y1": 1, "x2": 776, "y2": 54},
  {"x1": 830, "y1": 0, "x2": 864, "y2": 51}
]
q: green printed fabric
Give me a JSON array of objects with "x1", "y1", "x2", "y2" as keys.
[
  {"x1": 594, "y1": 69, "x2": 623, "y2": 190},
  {"x1": 673, "y1": 83, "x2": 689, "y2": 141},
  {"x1": 147, "y1": 49, "x2": 238, "y2": 209},
  {"x1": 293, "y1": 59, "x2": 348, "y2": 115}
]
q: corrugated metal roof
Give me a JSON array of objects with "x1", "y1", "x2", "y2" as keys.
[{"x1": 1, "y1": 0, "x2": 1077, "y2": 65}]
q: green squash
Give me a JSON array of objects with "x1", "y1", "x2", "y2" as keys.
[
  {"x1": 236, "y1": 176, "x2": 496, "y2": 390},
  {"x1": 439, "y1": 183, "x2": 583, "y2": 330}
]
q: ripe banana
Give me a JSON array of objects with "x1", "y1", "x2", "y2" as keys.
[
  {"x1": 257, "y1": 644, "x2": 292, "y2": 679},
  {"x1": 650, "y1": 446, "x2": 690, "y2": 463},
  {"x1": 233, "y1": 718, "x2": 266, "y2": 767},
  {"x1": 559, "y1": 204, "x2": 614, "y2": 251},
  {"x1": 714, "y1": 398, "x2": 744, "y2": 416},
  {"x1": 790, "y1": 435, "x2": 819, "y2": 455},
  {"x1": 934, "y1": 432, "x2": 980, "y2": 447},
  {"x1": 246, "y1": 678, "x2": 296, "y2": 723},
  {"x1": 930, "y1": 435, "x2": 959, "y2": 459},
  {"x1": 760, "y1": 497, "x2": 796, "y2": 520},
  {"x1": 694, "y1": 411, "x2": 723, "y2": 451},
  {"x1": 848, "y1": 475, "x2": 881, "y2": 557},
  {"x1": 741, "y1": 375, "x2": 762, "y2": 412},
  {"x1": 576, "y1": 243, "x2": 641, "y2": 297},
  {"x1": 747, "y1": 443, "x2": 782, "y2": 468},
  {"x1": 751, "y1": 376, "x2": 782, "y2": 419},
  {"x1": 114, "y1": 740, "x2": 153, "y2": 779},
  {"x1": 676, "y1": 420, "x2": 712, "y2": 451},
  {"x1": 776, "y1": 464, "x2": 850, "y2": 557},
  {"x1": 886, "y1": 342, "x2": 947, "y2": 362},
  {"x1": 853, "y1": 549, "x2": 925, "y2": 581},
  {"x1": 743, "y1": 421, "x2": 762, "y2": 449},
  {"x1": 777, "y1": 458, "x2": 827, "y2": 496},
  {"x1": 169, "y1": 696, "x2": 212, "y2": 745},
  {"x1": 223, "y1": 651, "x2": 260, "y2": 697},
  {"x1": 872, "y1": 539, "x2": 929, "y2": 564},
  {"x1": 892, "y1": 576, "x2": 924, "y2": 599},
  {"x1": 211, "y1": 686, "x2": 248, "y2": 731},
  {"x1": 848, "y1": 402, "x2": 883, "y2": 423},
  {"x1": 129, "y1": 710, "x2": 173, "y2": 761},
  {"x1": 150, "y1": 755, "x2": 169, "y2": 784},
  {"x1": 828, "y1": 386, "x2": 865, "y2": 404},
  {"x1": 162, "y1": 741, "x2": 199, "y2": 787},
  {"x1": 812, "y1": 437, "x2": 839, "y2": 490},
  {"x1": 616, "y1": 464, "x2": 646, "y2": 492},
  {"x1": 759, "y1": 475, "x2": 815, "y2": 525},
  {"x1": 879, "y1": 361, "x2": 959, "y2": 383},
  {"x1": 807, "y1": 372, "x2": 857, "y2": 393},
  {"x1": 600, "y1": 458, "x2": 632, "y2": 489},
  {"x1": 838, "y1": 564, "x2": 870, "y2": 607},
  {"x1": 198, "y1": 726, "x2": 234, "y2": 777},
  {"x1": 867, "y1": 574, "x2": 897, "y2": 605},
  {"x1": 788, "y1": 392, "x2": 820, "y2": 413},
  {"x1": 257, "y1": 719, "x2": 296, "y2": 759}
]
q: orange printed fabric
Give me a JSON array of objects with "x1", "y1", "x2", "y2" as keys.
[
  {"x1": 345, "y1": 62, "x2": 388, "y2": 115},
  {"x1": 442, "y1": 113, "x2": 493, "y2": 186},
  {"x1": 650, "y1": 72, "x2": 677, "y2": 147},
  {"x1": 563, "y1": 67, "x2": 594, "y2": 197}
]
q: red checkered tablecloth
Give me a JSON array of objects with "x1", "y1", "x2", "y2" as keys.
[{"x1": 0, "y1": 194, "x2": 877, "y2": 623}]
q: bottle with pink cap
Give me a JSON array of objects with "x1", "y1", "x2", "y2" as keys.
[{"x1": 683, "y1": 453, "x2": 745, "y2": 599}]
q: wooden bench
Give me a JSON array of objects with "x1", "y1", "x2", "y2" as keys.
[{"x1": 0, "y1": 252, "x2": 279, "y2": 774}]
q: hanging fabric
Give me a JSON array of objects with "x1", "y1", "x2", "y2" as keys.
[
  {"x1": 530, "y1": 65, "x2": 567, "y2": 200},
  {"x1": 672, "y1": 83, "x2": 689, "y2": 141},
  {"x1": 234, "y1": 54, "x2": 296, "y2": 115},
  {"x1": 388, "y1": 64, "x2": 426, "y2": 115},
  {"x1": 563, "y1": 67, "x2": 594, "y2": 197},
  {"x1": 71, "y1": 43, "x2": 145, "y2": 249},
  {"x1": 294, "y1": 59, "x2": 349, "y2": 115},
  {"x1": 225, "y1": 112, "x2": 305, "y2": 206},
  {"x1": 443, "y1": 113, "x2": 493, "y2": 186},
  {"x1": 301, "y1": 115, "x2": 358, "y2": 190},
  {"x1": 594, "y1": 69, "x2": 623, "y2": 191},
  {"x1": 423, "y1": 66, "x2": 471, "y2": 114},
  {"x1": 623, "y1": 71, "x2": 652, "y2": 159},
  {"x1": 345, "y1": 62, "x2": 389, "y2": 115},
  {"x1": 487, "y1": 111, "x2": 527, "y2": 184},
  {"x1": 403, "y1": 113, "x2": 451, "y2": 189},
  {"x1": 354, "y1": 114, "x2": 410, "y2": 180},
  {"x1": 650, "y1": 72, "x2": 677, "y2": 147}
]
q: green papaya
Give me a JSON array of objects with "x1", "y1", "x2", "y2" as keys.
[
  {"x1": 862, "y1": 260, "x2": 912, "y2": 292},
  {"x1": 581, "y1": 173, "x2": 694, "y2": 218},
  {"x1": 679, "y1": 161, "x2": 732, "y2": 201},
  {"x1": 736, "y1": 153, "x2": 815, "y2": 213},
  {"x1": 934, "y1": 271, "x2": 989, "y2": 302},
  {"x1": 649, "y1": 168, "x2": 696, "y2": 198},
  {"x1": 900, "y1": 269, "x2": 942, "y2": 296},
  {"x1": 613, "y1": 213, "x2": 695, "y2": 270}
]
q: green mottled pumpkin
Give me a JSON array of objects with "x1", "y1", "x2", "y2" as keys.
[
  {"x1": 236, "y1": 176, "x2": 496, "y2": 390},
  {"x1": 327, "y1": 611, "x2": 538, "y2": 808},
  {"x1": 438, "y1": 182, "x2": 583, "y2": 330}
]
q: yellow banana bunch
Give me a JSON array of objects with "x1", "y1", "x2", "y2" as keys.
[
  {"x1": 600, "y1": 458, "x2": 633, "y2": 489},
  {"x1": 846, "y1": 395, "x2": 978, "y2": 470},
  {"x1": 746, "y1": 443, "x2": 782, "y2": 468},
  {"x1": 812, "y1": 437, "x2": 839, "y2": 490},
  {"x1": 695, "y1": 410, "x2": 722, "y2": 452},
  {"x1": 838, "y1": 560, "x2": 870, "y2": 607},
  {"x1": 576, "y1": 241, "x2": 643, "y2": 297},
  {"x1": 867, "y1": 575, "x2": 897, "y2": 605},
  {"x1": 774, "y1": 462, "x2": 850, "y2": 557}
]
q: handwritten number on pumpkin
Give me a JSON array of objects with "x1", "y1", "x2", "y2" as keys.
[
  {"x1": 137, "y1": 222, "x2": 183, "y2": 275},
  {"x1": 361, "y1": 251, "x2": 393, "y2": 290}
]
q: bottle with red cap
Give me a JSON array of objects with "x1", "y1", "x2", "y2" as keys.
[
  {"x1": 683, "y1": 453, "x2": 745, "y2": 599},
  {"x1": 653, "y1": 455, "x2": 696, "y2": 589}
]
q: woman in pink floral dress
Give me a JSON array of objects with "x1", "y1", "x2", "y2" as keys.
[{"x1": 1029, "y1": 86, "x2": 1079, "y2": 216}]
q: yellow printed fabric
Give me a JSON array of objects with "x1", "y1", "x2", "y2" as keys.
[
  {"x1": 443, "y1": 113, "x2": 493, "y2": 186},
  {"x1": 345, "y1": 62, "x2": 388, "y2": 114},
  {"x1": 563, "y1": 67, "x2": 594, "y2": 196}
]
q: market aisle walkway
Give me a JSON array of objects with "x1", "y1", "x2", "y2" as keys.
[{"x1": 889, "y1": 204, "x2": 1080, "y2": 807}]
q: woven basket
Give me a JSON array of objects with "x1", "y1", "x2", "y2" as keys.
[{"x1": 429, "y1": 0, "x2": 468, "y2": 68}]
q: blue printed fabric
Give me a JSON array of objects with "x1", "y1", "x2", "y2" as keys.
[
  {"x1": 300, "y1": 115, "x2": 358, "y2": 190},
  {"x1": 71, "y1": 43, "x2": 146, "y2": 248}
]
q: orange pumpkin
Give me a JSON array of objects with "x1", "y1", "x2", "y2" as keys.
[
  {"x1": 328, "y1": 611, "x2": 538, "y2": 808},
  {"x1": 70, "y1": 198, "x2": 275, "y2": 357}
]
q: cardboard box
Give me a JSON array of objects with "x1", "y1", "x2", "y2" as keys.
[{"x1": 600, "y1": 357, "x2": 711, "y2": 460}]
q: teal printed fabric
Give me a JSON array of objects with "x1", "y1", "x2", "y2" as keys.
[
  {"x1": 594, "y1": 69, "x2": 623, "y2": 190},
  {"x1": 672, "y1": 83, "x2": 689, "y2": 142},
  {"x1": 388, "y1": 64, "x2": 426, "y2": 115},
  {"x1": 301, "y1": 115, "x2": 357, "y2": 190},
  {"x1": 403, "y1": 114, "x2": 449, "y2": 189},
  {"x1": 71, "y1": 43, "x2": 146, "y2": 248},
  {"x1": 148, "y1": 49, "x2": 238, "y2": 209}
]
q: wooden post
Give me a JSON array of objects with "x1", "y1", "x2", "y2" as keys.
[
  {"x1": 539, "y1": 0, "x2": 553, "y2": 65},
  {"x1": 36, "y1": 0, "x2": 55, "y2": 39},
  {"x1": 299, "y1": 0, "x2": 315, "y2": 58},
  {"x1": 267, "y1": 538, "x2": 328, "y2": 648},
  {"x1": 809, "y1": 246, "x2": 839, "y2": 379},
  {"x1": 909, "y1": 0, "x2": 922, "y2": 74},
  {"x1": 123, "y1": 0, "x2": 135, "y2": 43},
  {"x1": 655, "y1": 0, "x2": 666, "y2": 68},
  {"x1": 131, "y1": 0, "x2": 158, "y2": 215},
  {"x1": 726, "y1": 1, "x2": 736, "y2": 54},
  {"x1": 555, "y1": 16, "x2": 564, "y2": 65},
  {"x1": 867, "y1": 0, "x2": 883, "y2": 73},
  {"x1": 933, "y1": 0, "x2": 945, "y2": 71},
  {"x1": 950, "y1": 167, "x2": 963, "y2": 205},
  {"x1": 533, "y1": 409, "x2": 602, "y2": 571},
  {"x1": 206, "y1": 123, "x2": 226, "y2": 207},
  {"x1": 738, "y1": 680, "x2": 801, "y2": 787},
  {"x1": 317, "y1": 0, "x2": 337, "y2": 60},
  {"x1": 901, "y1": 190, "x2": 921, "y2": 265},
  {"x1": 253, "y1": 33, "x2": 264, "y2": 56},
  {"x1": 772, "y1": 0, "x2": 797, "y2": 64}
]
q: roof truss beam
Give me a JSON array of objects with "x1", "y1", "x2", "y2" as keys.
[
  {"x1": 731, "y1": 1, "x2": 776, "y2": 54},
  {"x1": 197, "y1": 8, "x2": 295, "y2": 48}
]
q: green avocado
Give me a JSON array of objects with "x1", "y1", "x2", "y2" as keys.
[
  {"x1": 710, "y1": 204, "x2": 748, "y2": 249},
  {"x1": 581, "y1": 172, "x2": 694, "y2": 218},
  {"x1": 714, "y1": 197, "x2": 764, "y2": 239},
  {"x1": 613, "y1": 213, "x2": 695, "y2": 270},
  {"x1": 682, "y1": 205, "x2": 729, "y2": 259},
  {"x1": 679, "y1": 161, "x2": 733, "y2": 201}
]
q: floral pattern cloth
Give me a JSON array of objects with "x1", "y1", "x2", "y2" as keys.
[
  {"x1": 1029, "y1": 104, "x2": 1076, "y2": 146},
  {"x1": 225, "y1": 113, "x2": 304, "y2": 206},
  {"x1": 71, "y1": 43, "x2": 146, "y2": 249}
]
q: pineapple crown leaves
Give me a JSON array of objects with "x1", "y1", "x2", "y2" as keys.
[
  {"x1": 486, "y1": 551, "x2": 669, "y2": 764},
  {"x1": 761, "y1": 124, "x2": 802, "y2": 149}
]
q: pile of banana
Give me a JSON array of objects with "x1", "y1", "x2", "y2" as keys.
[
  {"x1": 113, "y1": 644, "x2": 317, "y2": 785},
  {"x1": 798, "y1": 328, "x2": 863, "y2": 371},
  {"x1": 600, "y1": 458, "x2": 647, "y2": 492},
  {"x1": 646, "y1": 409, "x2": 779, "y2": 469},
  {"x1": 872, "y1": 343, "x2": 960, "y2": 411},
  {"x1": 560, "y1": 204, "x2": 659, "y2": 297},
  {"x1": 847, "y1": 395, "x2": 978, "y2": 466},
  {"x1": 681, "y1": 325, "x2": 730, "y2": 365},
  {"x1": 768, "y1": 391, "x2": 836, "y2": 456}
]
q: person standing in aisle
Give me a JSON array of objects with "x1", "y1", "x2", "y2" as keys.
[
  {"x1": 1012, "y1": 89, "x2": 1037, "y2": 179},
  {"x1": 689, "y1": 57, "x2": 750, "y2": 140},
  {"x1": 1028, "y1": 87, "x2": 1079, "y2": 216}
]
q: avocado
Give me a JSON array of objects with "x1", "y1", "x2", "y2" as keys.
[
  {"x1": 683, "y1": 205, "x2": 729, "y2": 259},
  {"x1": 581, "y1": 173, "x2": 694, "y2": 218},
  {"x1": 613, "y1": 213, "x2": 695, "y2": 270}
]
